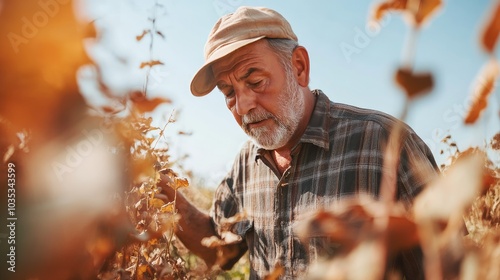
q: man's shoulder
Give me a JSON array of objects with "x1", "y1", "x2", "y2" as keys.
[
  {"x1": 232, "y1": 140, "x2": 260, "y2": 163},
  {"x1": 304, "y1": 90, "x2": 416, "y2": 148},
  {"x1": 240, "y1": 139, "x2": 259, "y2": 153},
  {"x1": 314, "y1": 90, "x2": 402, "y2": 132},
  {"x1": 329, "y1": 102, "x2": 400, "y2": 129}
]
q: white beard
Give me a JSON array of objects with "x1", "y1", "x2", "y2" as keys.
[{"x1": 242, "y1": 67, "x2": 305, "y2": 150}]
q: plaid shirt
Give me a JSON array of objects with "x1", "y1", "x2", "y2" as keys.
[{"x1": 210, "y1": 90, "x2": 438, "y2": 279}]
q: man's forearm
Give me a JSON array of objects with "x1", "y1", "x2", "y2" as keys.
[{"x1": 159, "y1": 179, "x2": 218, "y2": 267}]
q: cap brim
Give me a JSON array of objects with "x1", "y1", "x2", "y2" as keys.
[{"x1": 190, "y1": 36, "x2": 266, "y2": 96}]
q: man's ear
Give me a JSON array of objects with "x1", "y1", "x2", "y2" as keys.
[{"x1": 291, "y1": 46, "x2": 310, "y2": 87}]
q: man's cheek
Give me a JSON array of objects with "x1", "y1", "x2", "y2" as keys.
[{"x1": 233, "y1": 113, "x2": 243, "y2": 128}]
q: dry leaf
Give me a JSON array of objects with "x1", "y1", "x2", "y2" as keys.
[
  {"x1": 150, "y1": 198, "x2": 165, "y2": 209},
  {"x1": 372, "y1": 0, "x2": 406, "y2": 23},
  {"x1": 83, "y1": 21, "x2": 97, "y2": 39},
  {"x1": 201, "y1": 231, "x2": 242, "y2": 248},
  {"x1": 395, "y1": 67, "x2": 434, "y2": 99},
  {"x1": 296, "y1": 197, "x2": 402, "y2": 280},
  {"x1": 156, "y1": 31, "x2": 165, "y2": 38},
  {"x1": 344, "y1": 239, "x2": 387, "y2": 280},
  {"x1": 201, "y1": 235, "x2": 225, "y2": 248},
  {"x1": 372, "y1": 0, "x2": 442, "y2": 27},
  {"x1": 131, "y1": 155, "x2": 157, "y2": 183},
  {"x1": 413, "y1": 0, "x2": 443, "y2": 26},
  {"x1": 386, "y1": 215, "x2": 419, "y2": 252},
  {"x1": 294, "y1": 209, "x2": 356, "y2": 250},
  {"x1": 414, "y1": 150, "x2": 486, "y2": 222},
  {"x1": 201, "y1": 232, "x2": 244, "y2": 268},
  {"x1": 220, "y1": 211, "x2": 247, "y2": 226},
  {"x1": 416, "y1": 165, "x2": 476, "y2": 280},
  {"x1": 201, "y1": 234, "x2": 248, "y2": 273},
  {"x1": 101, "y1": 104, "x2": 125, "y2": 114},
  {"x1": 220, "y1": 231, "x2": 242, "y2": 244},
  {"x1": 491, "y1": 132, "x2": 500, "y2": 150},
  {"x1": 130, "y1": 92, "x2": 171, "y2": 113},
  {"x1": 464, "y1": 60, "x2": 499, "y2": 124},
  {"x1": 178, "y1": 130, "x2": 193, "y2": 136},
  {"x1": 140, "y1": 60, "x2": 164, "y2": 69},
  {"x1": 160, "y1": 202, "x2": 175, "y2": 213},
  {"x1": 474, "y1": 231, "x2": 500, "y2": 279},
  {"x1": 174, "y1": 177, "x2": 189, "y2": 190},
  {"x1": 137, "y1": 264, "x2": 153, "y2": 280},
  {"x1": 481, "y1": 1, "x2": 500, "y2": 54},
  {"x1": 136, "y1": 29, "x2": 150, "y2": 41},
  {"x1": 157, "y1": 213, "x2": 180, "y2": 233},
  {"x1": 264, "y1": 265, "x2": 285, "y2": 280},
  {"x1": 86, "y1": 235, "x2": 115, "y2": 270},
  {"x1": 295, "y1": 200, "x2": 419, "y2": 255}
]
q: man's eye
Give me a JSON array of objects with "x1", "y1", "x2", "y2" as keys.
[
  {"x1": 225, "y1": 90, "x2": 236, "y2": 108},
  {"x1": 225, "y1": 90, "x2": 235, "y2": 99},
  {"x1": 247, "y1": 80, "x2": 262, "y2": 88}
]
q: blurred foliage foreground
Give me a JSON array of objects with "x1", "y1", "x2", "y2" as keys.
[{"x1": 0, "y1": 0, "x2": 499, "y2": 280}]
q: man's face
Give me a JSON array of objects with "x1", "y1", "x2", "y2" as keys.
[{"x1": 212, "y1": 40, "x2": 305, "y2": 150}]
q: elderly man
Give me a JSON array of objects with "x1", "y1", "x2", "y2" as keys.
[{"x1": 161, "y1": 6, "x2": 438, "y2": 279}]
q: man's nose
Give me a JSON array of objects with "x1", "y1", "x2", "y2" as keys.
[{"x1": 235, "y1": 88, "x2": 257, "y2": 116}]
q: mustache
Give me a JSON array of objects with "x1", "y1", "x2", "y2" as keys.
[{"x1": 242, "y1": 109, "x2": 276, "y2": 129}]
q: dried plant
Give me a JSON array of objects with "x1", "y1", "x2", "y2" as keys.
[{"x1": 1, "y1": 1, "x2": 499, "y2": 280}]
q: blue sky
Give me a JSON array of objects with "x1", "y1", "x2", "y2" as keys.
[{"x1": 80, "y1": 0, "x2": 499, "y2": 186}]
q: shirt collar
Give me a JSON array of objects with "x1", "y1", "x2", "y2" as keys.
[
  {"x1": 255, "y1": 89, "x2": 331, "y2": 161},
  {"x1": 298, "y1": 89, "x2": 331, "y2": 151}
]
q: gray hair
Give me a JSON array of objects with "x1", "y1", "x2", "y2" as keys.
[{"x1": 265, "y1": 38, "x2": 299, "y2": 72}]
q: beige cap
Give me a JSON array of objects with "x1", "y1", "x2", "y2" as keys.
[{"x1": 190, "y1": 6, "x2": 298, "y2": 96}]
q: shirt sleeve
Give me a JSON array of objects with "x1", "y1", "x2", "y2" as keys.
[
  {"x1": 397, "y1": 130, "x2": 440, "y2": 207},
  {"x1": 209, "y1": 176, "x2": 251, "y2": 269}
]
